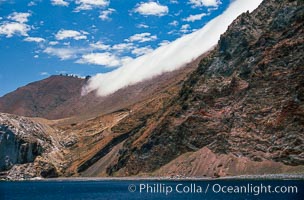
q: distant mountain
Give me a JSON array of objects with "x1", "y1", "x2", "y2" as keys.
[{"x1": 0, "y1": 75, "x2": 86, "y2": 119}]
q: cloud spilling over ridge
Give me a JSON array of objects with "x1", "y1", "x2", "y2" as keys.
[{"x1": 83, "y1": 0, "x2": 263, "y2": 97}]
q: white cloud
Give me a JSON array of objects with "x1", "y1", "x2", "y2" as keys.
[
  {"x1": 55, "y1": 29, "x2": 88, "y2": 40},
  {"x1": 126, "y1": 32, "x2": 157, "y2": 43},
  {"x1": 137, "y1": 23, "x2": 149, "y2": 28},
  {"x1": 40, "y1": 72, "x2": 50, "y2": 76},
  {"x1": 90, "y1": 41, "x2": 110, "y2": 50},
  {"x1": 167, "y1": 30, "x2": 177, "y2": 35},
  {"x1": 112, "y1": 43, "x2": 134, "y2": 52},
  {"x1": 99, "y1": 8, "x2": 115, "y2": 21},
  {"x1": 174, "y1": 10, "x2": 182, "y2": 16},
  {"x1": 51, "y1": 0, "x2": 69, "y2": 6},
  {"x1": 134, "y1": 2, "x2": 169, "y2": 16},
  {"x1": 24, "y1": 36, "x2": 45, "y2": 43},
  {"x1": 0, "y1": 22, "x2": 30, "y2": 37},
  {"x1": 170, "y1": 0, "x2": 178, "y2": 4},
  {"x1": 7, "y1": 12, "x2": 31, "y2": 23},
  {"x1": 49, "y1": 41, "x2": 59, "y2": 45},
  {"x1": 183, "y1": 13, "x2": 207, "y2": 22},
  {"x1": 28, "y1": 1, "x2": 37, "y2": 6},
  {"x1": 77, "y1": 52, "x2": 121, "y2": 67},
  {"x1": 159, "y1": 40, "x2": 170, "y2": 46},
  {"x1": 75, "y1": 0, "x2": 109, "y2": 11},
  {"x1": 83, "y1": 0, "x2": 263, "y2": 97},
  {"x1": 0, "y1": 12, "x2": 32, "y2": 37},
  {"x1": 169, "y1": 20, "x2": 179, "y2": 26},
  {"x1": 208, "y1": 7, "x2": 219, "y2": 12},
  {"x1": 63, "y1": 42, "x2": 70, "y2": 46},
  {"x1": 121, "y1": 56, "x2": 133, "y2": 66},
  {"x1": 189, "y1": 0, "x2": 221, "y2": 7},
  {"x1": 180, "y1": 24, "x2": 191, "y2": 33},
  {"x1": 43, "y1": 47, "x2": 79, "y2": 60},
  {"x1": 131, "y1": 46, "x2": 153, "y2": 56}
]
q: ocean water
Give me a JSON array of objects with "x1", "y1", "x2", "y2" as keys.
[{"x1": 0, "y1": 179, "x2": 303, "y2": 200}]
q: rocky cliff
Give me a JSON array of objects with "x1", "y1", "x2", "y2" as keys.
[
  {"x1": 49, "y1": 0, "x2": 303, "y2": 178},
  {"x1": 99, "y1": 0, "x2": 304, "y2": 177},
  {"x1": 0, "y1": 113, "x2": 49, "y2": 170},
  {"x1": 0, "y1": 113, "x2": 61, "y2": 179}
]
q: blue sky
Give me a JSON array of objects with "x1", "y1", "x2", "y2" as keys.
[{"x1": 0, "y1": 0, "x2": 230, "y2": 97}]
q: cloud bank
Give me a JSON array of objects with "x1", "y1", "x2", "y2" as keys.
[{"x1": 83, "y1": 0, "x2": 263, "y2": 97}]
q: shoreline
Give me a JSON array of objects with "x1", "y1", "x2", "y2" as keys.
[{"x1": 1, "y1": 174, "x2": 304, "y2": 182}]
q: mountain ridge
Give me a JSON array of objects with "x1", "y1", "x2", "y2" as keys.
[
  {"x1": 0, "y1": 55, "x2": 203, "y2": 121},
  {"x1": 0, "y1": 75, "x2": 86, "y2": 119}
]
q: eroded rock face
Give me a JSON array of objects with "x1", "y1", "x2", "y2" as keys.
[
  {"x1": 0, "y1": 126, "x2": 41, "y2": 170},
  {"x1": 104, "y1": 0, "x2": 304, "y2": 176},
  {"x1": 0, "y1": 113, "x2": 53, "y2": 172},
  {"x1": 5, "y1": 156, "x2": 58, "y2": 180}
]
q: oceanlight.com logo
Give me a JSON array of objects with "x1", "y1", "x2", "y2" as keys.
[
  {"x1": 211, "y1": 183, "x2": 298, "y2": 196},
  {"x1": 128, "y1": 183, "x2": 299, "y2": 196}
]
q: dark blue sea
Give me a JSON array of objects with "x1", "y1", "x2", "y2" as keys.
[{"x1": 0, "y1": 179, "x2": 303, "y2": 200}]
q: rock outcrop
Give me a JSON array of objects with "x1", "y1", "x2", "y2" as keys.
[
  {"x1": 102, "y1": 0, "x2": 304, "y2": 177},
  {"x1": 0, "y1": 113, "x2": 51, "y2": 170},
  {"x1": 0, "y1": 113, "x2": 60, "y2": 179},
  {"x1": 5, "y1": 156, "x2": 58, "y2": 180}
]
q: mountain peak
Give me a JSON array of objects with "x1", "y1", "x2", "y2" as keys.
[{"x1": 0, "y1": 75, "x2": 86, "y2": 118}]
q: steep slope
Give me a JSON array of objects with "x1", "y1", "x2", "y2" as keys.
[
  {"x1": 92, "y1": 0, "x2": 304, "y2": 177},
  {"x1": 57, "y1": 56, "x2": 203, "y2": 124},
  {"x1": 44, "y1": 56, "x2": 204, "y2": 176}
]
